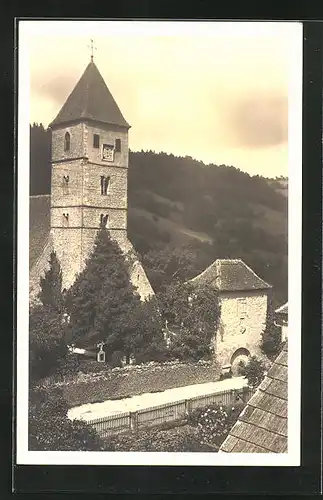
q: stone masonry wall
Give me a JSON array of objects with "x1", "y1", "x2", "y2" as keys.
[
  {"x1": 84, "y1": 122, "x2": 128, "y2": 168},
  {"x1": 214, "y1": 289, "x2": 268, "y2": 367},
  {"x1": 52, "y1": 123, "x2": 85, "y2": 161},
  {"x1": 51, "y1": 160, "x2": 84, "y2": 207},
  {"x1": 82, "y1": 164, "x2": 128, "y2": 210},
  {"x1": 51, "y1": 227, "x2": 83, "y2": 290}
]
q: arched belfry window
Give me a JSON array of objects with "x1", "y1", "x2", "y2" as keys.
[{"x1": 64, "y1": 132, "x2": 71, "y2": 152}]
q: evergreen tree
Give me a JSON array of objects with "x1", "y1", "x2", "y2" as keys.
[
  {"x1": 124, "y1": 298, "x2": 166, "y2": 363},
  {"x1": 66, "y1": 229, "x2": 153, "y2": 357},
  {"x1": 30, "y1": 123, "x2": 51, "y2": 195},
  {"x1": 30, "y1": 251, "x2": 66, "y2": 382},
  {"x1": 38, "y1": 251, "x2": 64, "y2": 313}
]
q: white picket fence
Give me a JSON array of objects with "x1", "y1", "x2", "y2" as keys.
[{"x1": 87, "y1": 386, "x2": 253, "y2": 437}]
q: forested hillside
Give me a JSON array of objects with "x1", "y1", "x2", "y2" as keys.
[{"x1": 30, "y1": 123, "x2": 288, "y2": 305}]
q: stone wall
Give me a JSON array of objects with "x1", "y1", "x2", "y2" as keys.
[
  {"x1": 52, "y1": 123, "x2": 86, "y2": 161},
  {"x1": 84, "y1": 122, "x2": 128, "y2": 168},
  {"x1": 214, "y1": 289, "x2": 268, "y2": 367},
  {"x1": 51, "y1": 227, "x2": 83, "y2": 290},
  {"x1": 82, "y1": 163, "x2": 128, "y2": 209}
]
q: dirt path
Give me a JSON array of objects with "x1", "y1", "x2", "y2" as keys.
[{"x1": 68, "y1": 376, "x2": 247, "y2": 422}]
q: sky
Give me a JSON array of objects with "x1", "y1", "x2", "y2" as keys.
[{"x1": 21, "y1": 21, "x2": 302, "y2": 177}]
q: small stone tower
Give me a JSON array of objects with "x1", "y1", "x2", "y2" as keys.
[{"x1": 49, "y1": 58, "x2": 131, "y2": 289}]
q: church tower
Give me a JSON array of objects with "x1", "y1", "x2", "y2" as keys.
[{"x1": 49, "y1": 58, "x2": 131, "y2": 289}]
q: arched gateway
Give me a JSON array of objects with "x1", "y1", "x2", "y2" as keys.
[{"x1": 230, "y1": 347, "x2": 250, "y2": 375}]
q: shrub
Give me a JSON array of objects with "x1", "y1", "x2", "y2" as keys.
[
  {"x1": 239, "y1": 355, "x2": 266, "y2": 389},
  {"x1": 29, "y1": 305, "x2": 67, "y2": 383},
  {"x1": 110, "y1": 425, "x2": 213, "y2": 452},
  {"x1": 28, "y1": 386, "x2": 113, "y2": 451}
]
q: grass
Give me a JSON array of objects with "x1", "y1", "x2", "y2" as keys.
[{"x1": 49, "y1": 361, "x2": 221, "y2": 408}]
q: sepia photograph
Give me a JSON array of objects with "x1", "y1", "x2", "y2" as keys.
[{"x1": 16, "y1": 20, "x2": 302, "y2": 466}]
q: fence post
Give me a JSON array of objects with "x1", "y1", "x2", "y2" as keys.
[
  {"x1": 185, "y1": 399, "x2": 192, "y2": 415},
  {"x1": 130, "y1": 411, "x2": 138, "y2": 431},
  {"x1": 242, "y1": 385, "x2": 250, "y2": 402}
]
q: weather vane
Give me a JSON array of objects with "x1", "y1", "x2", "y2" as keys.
[{"x1": 87, "y1": 38, "x2": 97, "y2": 62}]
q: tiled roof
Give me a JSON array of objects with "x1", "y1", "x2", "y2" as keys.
[
  {"x1": 190, "y1": 259, "x2": 271, "y2": 292},
  {"x1": 275, "y1": 302, "x2": 288, "y2": 315},
  {"x1": 219, "y1": 343, "x2": 288, "y2": 453},
  {"x1": 49, "y1": 61, "x2": 130, "y2": 129}
]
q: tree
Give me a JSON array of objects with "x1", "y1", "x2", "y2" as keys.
[
  {"x1": 239, "y1": 356, "x2": 266, "y2": 389},
  {"x1": 29, "y1": 304, "x2": 67, "y2": 382},
  {"x1": 261, "y1": 293, "x2": 282, "y2": 359},
  {"x1": 38, "y1": 251, "x2": 64, "y2": 313},
  {"x1": 125, "y1": 298, "x2": 166, "y2": 363},
  {"x1": 30, "y1": 123, "x2": 51, "y2": 195},
  {"x1": 29, "y1": 251, "x2": 67, "y2": 382},
  {"x1": 157, "y1": 282, "x2": 221, "y2": 361},
  {"x1": 29, "y1": 386, "x2": 113, "y2": 451},
  {"x1": 66, "y1": 229, "x2": 160, "y2": 361},
  {"x1": 142, "y1": 242, "x2": 213, "y2": 292}
]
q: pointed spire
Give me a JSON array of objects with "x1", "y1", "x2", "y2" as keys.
[{"x1": 49, "y1": 60, "x2": 130, "y2": 129}]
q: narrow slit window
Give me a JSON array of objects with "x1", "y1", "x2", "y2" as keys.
[
  {"x1": 64, "y1": 132, "x2": 70, "y2": 152},
  {"x1": 93, "y1": 134, "x2": 100, "y2": 148},
  {"x1": 100, "y1": 176, "x2": 110, "y2": 195},
  {"x1": 115, "y1": 138, "x2": 121, "y2": 152},
  {"x1": 100, "y1": 213, "x2": 109, "y2": 228},
  {"x1": 104, "y1": 176, "x2": 110, "y2": 195},
  {"x1": 63, "y1": 175, "x2": 69, "y2": 195},
  {"x1": 62, "y1": 213, "x2": 69, "y2": 226},
  {"x1": 238, "y1": 298, "x2": 247, "y2": 318}
]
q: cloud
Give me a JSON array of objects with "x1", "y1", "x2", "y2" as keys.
[
  {"x1": 225, "y1": 94, "x2": 288, "y2": 149},
  {"x1": 34, "y1": 74, "x2": 75, "y2": 106}
]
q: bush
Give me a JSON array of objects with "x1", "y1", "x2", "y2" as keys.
[
  {"x1": 28, "y1": 386, "x2": 113, "y2": 451},
  {"x1": 110, "y1": 425, "x2": 213, "y2": 452},
  {"x1": 29, "y1": 305, "x2": 67, "y2": 383},
  {"x1": 187, "y1": 402, "x2": 245, "y2": 447},
  {"x1": 239, "y1": 355, "x2": 266, "y2": 389}
]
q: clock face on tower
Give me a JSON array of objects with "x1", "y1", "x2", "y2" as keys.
[{"x1": 102, "y1": 144, "x2": 114, "y2": 162}]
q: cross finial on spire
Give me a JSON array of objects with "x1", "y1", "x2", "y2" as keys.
[{"x1": 87, "y1": 38, "x2": 97, "y2": 62}]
